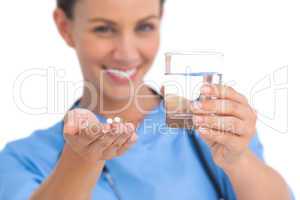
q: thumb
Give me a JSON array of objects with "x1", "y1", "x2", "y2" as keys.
[
  {"x1": 63, "y1": 110, "x2": 80, "y2": 135},
  {"x1": 63, "y1": 108, "x2": 93, "y2": 135}
]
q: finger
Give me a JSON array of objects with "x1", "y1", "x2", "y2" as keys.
[
  {"x1": 125, "y1": 122, "x2": 135, "y2": 133},
  {"x1": 89, "y1": 128, "x2": 117, "y2": 153},
  {"x1": 110, "y1": 122, "x2": 122, "y2": 135},
  {"x1": 63, "y1": 109, "x2": 88, "y2": 135},
  {"x1": 116, "y1": 132, "x2": 138, "y2": 156},
  {"x1": 66, "y1": 127, "x2": 104, "y2": 150},
  {"x1": 193, "y1": 115, "x2": 245, "y2": 135},
  {"x1": 89, "y1": 122, "x2": 131, "y2": 158},
  {"x1": 103, "y1": 123, "x2": 132, "y2": 156},
  {"x1": 64, "y1": 108, "x2": 100, "y2": 136},
  {"x1": 201, "y1": 84, "x2": 248, "y2": 105},
  {"x1": 191, "y1": 99, "x2": 251, "y2": 120},
  {"x1": 197, "y1": 128, "x2": 245, "y2": 150},
  {"x1": 196, "y1": 131, "x2": 221, "y2": 156},
  {"x1": 114, "y1": 124, "x2": 134, "y2": 148},
  {"x1": 72, "y1": 120, "x2": 110, "y2": 147},
  {"x1": 77, "y1": 121, "x2": 105, "y2": 143}
]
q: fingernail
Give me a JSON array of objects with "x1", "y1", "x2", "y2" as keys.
[
  {"x1": 193, "y1": 115, "x2": 204, "y2": 126},
  {"x1": 201, "y1": 85, "x2": 211, "y2": 94}
]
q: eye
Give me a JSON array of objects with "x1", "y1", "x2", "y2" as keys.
[
  {"x1": 93, "y1": 25, "x2": 115, "y2": 35},
  {"x1": 136, "y1": 23, "x2": 155, "y2": 33}
]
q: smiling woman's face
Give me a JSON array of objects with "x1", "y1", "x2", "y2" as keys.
[{"x1": 55, "y1": 0, "x2": 162, "y2": 101}]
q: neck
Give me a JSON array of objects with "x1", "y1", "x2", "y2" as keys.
[{"x1": 80, "y1": 84, "x2": 161, "y2": 125}]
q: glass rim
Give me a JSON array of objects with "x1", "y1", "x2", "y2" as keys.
[{"x1": 165, "y1": 50, "x2": 224, "y2": 57}]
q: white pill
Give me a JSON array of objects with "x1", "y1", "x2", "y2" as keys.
[
  {"x1": 106, "y1": 118, "x2": 113, "y2": 124},
  {"x1": 113, "y1": 117, "x2": 122, "y2": 123}
]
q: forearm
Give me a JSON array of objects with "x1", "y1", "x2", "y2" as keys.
[
  {"x1": 30, "y1": 144, "x2": 105, "y2": 200},
  {"x1": 223, "y1": 149, "x2": 291, "y2": 200}
]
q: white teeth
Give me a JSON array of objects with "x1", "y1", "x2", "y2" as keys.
[{"x1": 106, "y1": 68, "x2": 137, "y2": 78}]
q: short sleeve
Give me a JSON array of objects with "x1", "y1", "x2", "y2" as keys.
[
  {"x1": 0, "y1": 145, "x2": 42, "y2": 200},
  {"x1": 248, "y1": 133, "x2": 264, "y2": 161},
  {"x1": 0, "y1": 121, "x2": 64, "y2": 200}
]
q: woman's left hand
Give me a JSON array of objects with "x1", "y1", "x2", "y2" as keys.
[{"x1": 191, "y1": 84, "x2": 257, "y2": 170}]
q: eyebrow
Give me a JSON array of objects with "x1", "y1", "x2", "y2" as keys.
[{"x1": 88, "y1": 15, "x2": 160, "y2": 24}]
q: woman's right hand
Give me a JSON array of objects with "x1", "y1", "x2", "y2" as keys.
[{"x1": 63, "y1": 108, "x2": 138, "y2": 163}]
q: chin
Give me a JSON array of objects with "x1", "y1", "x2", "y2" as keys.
[
  {"x1": 100, "y1": 77, "x2": 138, "y2": 102},
  {"x1": 106, "y1": 87, "x2": 133, "y2": 101}
]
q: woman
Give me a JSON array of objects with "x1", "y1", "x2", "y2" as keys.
[{"x1": 0, "y1": 0, "x2": 293, "y2": 199}]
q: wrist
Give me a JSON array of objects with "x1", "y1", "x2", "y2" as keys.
[
  {"x1": 221, "y1": 149, "x2": 253, "y2": 175},
  {"x1": 59, "y1": 144, "x2": 105, "y2": 174}
]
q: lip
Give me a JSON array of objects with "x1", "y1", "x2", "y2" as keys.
[
  {"x1": 103, "y1": 65, "x2": 139, "y2": 85},
  {"x1": 102, "y1": 65, "x2": 138, "y2": 71}
]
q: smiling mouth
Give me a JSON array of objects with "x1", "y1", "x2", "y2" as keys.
[{"x1": 102, "y1": 65, "x2": 139, "y2": 83}]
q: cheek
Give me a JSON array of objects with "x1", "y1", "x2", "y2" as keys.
[
  {"x1": 141, "y1": 34, "x2": 160, "y2": 63},
  {"x1": 76, "y1": 35, "x2": 113, "y2": 66},
  {"x1": 74, "y1": 36, "x2": 114, "y2": 89}
]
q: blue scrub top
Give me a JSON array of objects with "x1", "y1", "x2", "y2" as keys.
[{"x1": 0, "y1": 100, "x2": 265, "y2": 200}]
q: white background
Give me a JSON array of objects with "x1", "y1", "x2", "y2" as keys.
[{"x1": 0, "y1": 0, "x2": 299, "y2": 198}]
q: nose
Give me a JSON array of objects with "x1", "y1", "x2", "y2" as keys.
[{"x1": 112, "y1": 34, "x2": 141, "y2": 66}]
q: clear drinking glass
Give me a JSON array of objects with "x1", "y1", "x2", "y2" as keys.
[{"x1": 164, "y1": 51, "x2": 224, "y2": 128}]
